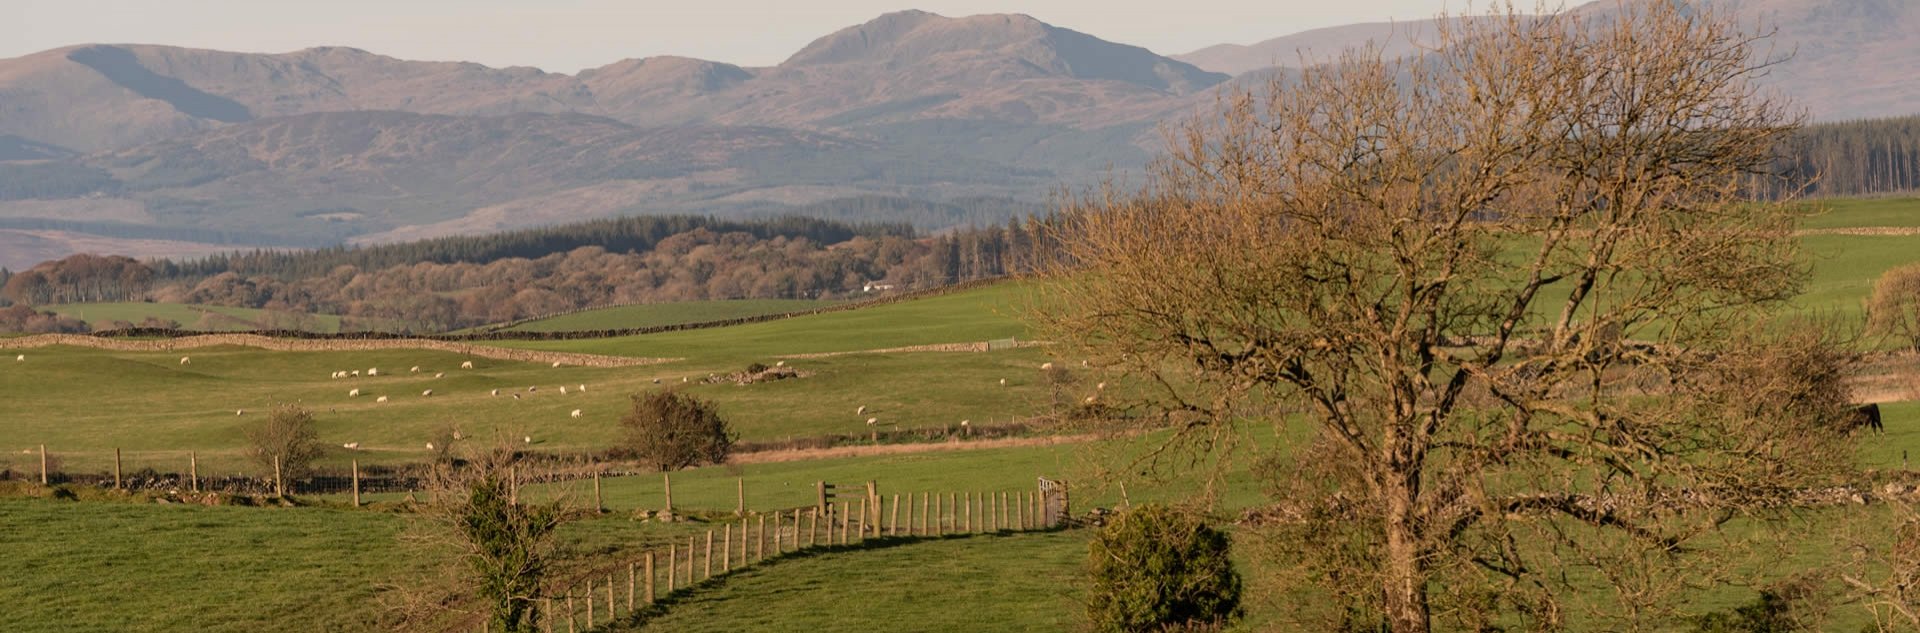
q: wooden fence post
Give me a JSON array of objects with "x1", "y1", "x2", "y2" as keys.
[
  {"x1": 645, "y1": 552, "x2": 656, "y2": 604},
  {"x1": 542, "y1": 597, "x2": 553, "y2": 633},
  {"x1": 593, "y1": 469, "x2": 602, "y2": 514},
  {"x1": 936, "y1": 493, "x2": 946, "y2": 536},
  {"x1": 866, "y1": 481, "x2": 879, "y2": 535},
  {"x1": 723, "y1": 524, "x2": 733, "y2": 572},
  {"x1": 704, "y1": 530, "x2": 714, "y2": 580},
  {"x1": 272, "y1": 454, "x2": 283, "y2": 497},
  {"x1": 586, "y1": 579, "x2": 595, "y2": 628},
  {"x1": 686, "y1": 536, "x2": 695, "y2": 585},
  {"x1": 1000, "y1": 492, "x2": 1009, "y2": 531},
  {"x1": 114, "y1": 448, "x2": 122, "y2": 490},
  {"x1": 889, "y1": 493, "x2": 901, "y2": 536},
  {"x1": 39, "y1": 444, "x2": 48, "y2": 485},
  {"x1": 919, "y1": 492, "x2": 930, "y2": 536},
  {"x1": 965, "y1": 491, "x2": 973, "y2": 532},
  {"x1": 737, "y1": 477, "x2": 745, "y2": 516},
  {"x1": 350, "y1": 459, "x2": 360, "y2": 507},
  {"x1": 628, "y1": 561, "x2": 637, "y2": 611},
  {"x1": 663, "y1": 473, "x2": 673, "y2": 514},
  {"x1": 189, "y1": 451, "x2": 198, "y2": 493},
  {"x1": 852, "y1": 499, "x2": 864, "y2": 542},
  {"x1": 666, "y1": 544, "x2": 676, "y2": 593},
  {"x1": 816, "y1": 480, "x2": 827, "y2": 516},
  {"x1": 757, "y1": 514, "x2": 767, "y2": 560},
  {"x1": 948, "y1": 493, "x2": 957, "y2": 534},
  {"x1": 605, "y1": 575, "x2": 614, "y2": 622},
  {"x1": 772, "y1": 513, "x2": 782, "y2": 554},
  {"x1": 566, "y1": 592, "x2": 576, "y2": 633},
  {"x1": 808, "y1": 508, "x2": 818, "y2": 547}
]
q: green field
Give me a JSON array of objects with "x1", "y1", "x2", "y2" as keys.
[
  {"x1": 42, "y1": 302, "x2": 351, "y2": 332},
  {"x1": 1801, "y1": 195, "x2": 1920, "y2": 230},
  {"x1": 502, "y1": 298, "x2": 844, "y2": 333}
]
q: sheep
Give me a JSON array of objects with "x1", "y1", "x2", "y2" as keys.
[
  {"x1": 512, "y1": 394, "x2": 521, "y2": 400},
  {"x1": 1097, "y1": 382, "x2": 1108, "y2": 391},
  {"x1": 856, "y1": 405, "x2": 868, "y2": 415},
  {"x1": 528, "y1": 386, "x2": 537, "y2": 392},
  {"x1": 367, "y1": 368, "x2": 379, "y2": 376},
  {"x1": 552, "y1": 361, "x2": 562, "y2": 368},
  {"x1": 1081, "y1": 360, "x2": 1090, "y2": 368},
  {"x1": 523, "y1": 435, "x2": 532, "y2": 444},
  {"x1": 14, "y1": 354, "x2": 22, "y2": 362},
  {"x1": 1084, "y1": 396, "x2": 1098, "y2": 404},
  {"x1": 775, "y1": 361, "x2": 786, "y2": 367},
  {"x1": 652, "y1": 378, "x2": 661, "y2": 384},
  {"x1": 682, "y1": 377, "x2": 689, "y2": 383},
  {"x1": 451, "y1": 430, "x2": 464, "y2": 440},
  {"x1": 560, "y1": 386, "x2": 568, "y2": 395},
  {"x1": 352, "y1": 370, "x2": 361, "y2": 377},
  {"x1": 999, "y1": 378, "x2": 1007, "y2": 386},
  {"x1": 578, "y1": 384, "x2": 586, "y2": 392},
  {"x1": 349, "y1": 388, "x2": 361, "y2": 397},
  {"x1": 1039, "y1": 362, "x2": 1054, "y2": 370},
  {"x1": 376, "y1": 396, "x2": 389, "y2": 403},
  {"x1": 434, "y1": 372, "x2": 444, "y2": 378},
  {"x1": 425, "y1": 442, "x2": 434, "y2": 451},
  {"x1": 866, "y1": 417, "x2": 878, "y2": 425},
  {"x1": 421, "y1": 389, "x2": 433, "y2": 397},
  {"x1": 342, "y1": 442, "x2": 360, "y2": 450},
  {"x1": 571, "y1": 409, "x2": 583, "y2": 419},
  {"x1": 179, "y1": 356, "x2": 191, "y2": 365},
  {"x1": 490, "y1": 389, "x2": 500, "y2": 397},
  {"x1": 460, "y1": 361, "x2": 474, "y2": 369},
  {"x1": 235, "y1": 409, "x2": 245, "y2": 416},
  {"x1": 409, "y1": 366, "x2": 421, "y2": 374}
]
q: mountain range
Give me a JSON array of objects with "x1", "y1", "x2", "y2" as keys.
[{"x1": 0, "y1": 0, "x2": 1914, "y2": 269}]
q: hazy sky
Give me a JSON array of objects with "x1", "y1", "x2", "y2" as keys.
[{"x1": 4, "y1": 0, "x2": 1469, "y2": 73}]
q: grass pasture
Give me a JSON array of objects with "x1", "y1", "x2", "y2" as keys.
[
  {"x1": 42, "y1": 302, "x2": 351, "y2": 332},
  {"x1": 501, "y1": 298, "x2": 844, "y2": 332}
]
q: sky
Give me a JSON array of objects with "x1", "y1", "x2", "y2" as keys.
[{"x1": 3, "y1": 0, "x2": 1468, "y2": 73}]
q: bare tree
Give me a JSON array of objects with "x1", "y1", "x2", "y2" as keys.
[
  {"x1": 1867, "y1": 263, "x2": 1920, "y2": 353},
  {"x1": 1039, "y1": 4, "x2": 1855, "y2": 631},
  {"x1": 244, "y1": 404, "x2": 324, "y2": 480}
]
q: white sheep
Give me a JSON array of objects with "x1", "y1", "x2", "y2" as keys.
[
  {"x1": 570, "y1": 409, "x2": 583, "y2": 419},
  {"x1": 14, "y1": 354, "x2": 22, "y2": 362},
  {"x1": 349, "y1": 388, "x2": 361, "y2": 397},
  {"x1": 1040, "y1": 362, "x2": 1054, "y2": 370},
  {"x1": 523, "y1": 436, "x2": 532, "y2": 444},
  {"x1": 578, "y1": 384, "x2": 586, "y2": 392},
  {"x1": 856, "y1": 405, "x2": 867, "y2": 415},
  {"x1": 866, "y1": 417, "x2": 878, "y2": 425},
  {"x1": 460, "y1": 361, "x2": 474, "y2": 369},
  {"x1": 421, "y1": 389, "x2": 433, "y2": 397},
  {"x1": 1084, "y1": 396, "x2": 1098, "y2": 404},
  {"x1": 368, "y1": 368, "x2": 379, "y2": 376},
  {"x1": 342, "y1": 442, "x2": 360, "y2": 450},
  {"x1": 376, "y1": 396, "x2": 389, "y2": 403},
  {"x1": 961, "y1": 420, "x2": 971, "y2": 427},
  {"x1": 682, "y1": 376, "x2": 688, "y2": 383},
  {"x1": 511, "y1": 394, "x2": 521, "y2": 400},
  {"x1": 434, "y1": 372, "x2": 443, "y2": 378},
  {"x1": 235, "y1": 409, "x2": 245, "y2": 416},
  {"x1": 999, "y1": 378, "x2": 1007, "y2": 386},
  {"x1": 1097, "y1": 382, "x2": 1108, "y2": 391},
  {"x1": 552, "y1": 361, "x2": 562, "y2": 368},
  {"x1": 652, "y1": 378, "x2": 661, "y2": 384},
  {"x1": 451, "y1": 430, "x2": 464, "y2": 440},
  {"x1": 352, "y1": 370, "x2": 361, "y2": 377},
  {"x1": 528, "y1": 386, "x2": 537, "y2": 392},
  {"x1": 179, "y1": 356, "x2": 191, "y2": 365},
  {"x1": 775, "y1": 361, "x2": 786, "y2": 367},
  {"x1": 425, "y1": 442, "x2": 434, "y2": 451},
  {"x1": 409, "y1": 366, "x2": 421, "y2": 374},
  {"x1": 490, "y1": 389, "x2": 500, "y2": 397},
  {"x1": 560, "y1": 386, "x2": 568, "y2": 395}
]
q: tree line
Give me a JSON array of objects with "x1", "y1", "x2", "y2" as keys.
[{"x1": 1771, "y1": 113, "x2": 1920, "y2": 198}]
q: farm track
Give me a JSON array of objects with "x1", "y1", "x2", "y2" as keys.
[
  {"x1": 731, "y1": 433, "x2": 1100, "y2": 464},
  {"x1": 0, "y1": 332, "x2": 677, "y2": 368},
  {"x1": 1795, "y1": 226, "x2": 1920, "y2": 236}
]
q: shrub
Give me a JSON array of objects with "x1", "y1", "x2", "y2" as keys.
[
  {"x1": 1868, "y1": 262, "x2": 1920, "y2": 353},
  {"x1": 746, "y1": 362, "x2": 769, "y2": 374},
  {"x1": 244, "y1": 404, "x2": 324, "y2": 480},
  {"x1": 1086, "y1": 504, "x2": 1243, "y2": 632},
  {"x1": 619, "y1": 390, "x2": 735, "y2": 470}
]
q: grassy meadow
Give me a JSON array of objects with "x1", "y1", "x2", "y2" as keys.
[{"x1": 42, "y1": 302, "x2": 352, "y2": 332}]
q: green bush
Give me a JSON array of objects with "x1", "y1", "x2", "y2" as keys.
[
  {"x1": 619, "y1": 390, "x2": 736, "y2": 470},
  {"x1": 1086, "y1": 504, "x2": 1243, "y2": 632}
]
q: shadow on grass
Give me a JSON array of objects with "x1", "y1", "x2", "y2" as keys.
[{"x1": 595, "y1": 529, "x2": 1071, "y2": 631}]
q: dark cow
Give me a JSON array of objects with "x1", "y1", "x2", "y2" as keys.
[{"x1": 1851, "y1": 403, "x2": 1884, "y2": 434}]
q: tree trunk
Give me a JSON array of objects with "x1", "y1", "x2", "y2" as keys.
[{"x1": 1382, "y1": 472, "x2": 1431, "y2": 633}]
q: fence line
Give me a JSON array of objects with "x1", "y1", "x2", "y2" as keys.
[{"x1": 518, "y1": 477, "x2": 1071, "y2": 633}]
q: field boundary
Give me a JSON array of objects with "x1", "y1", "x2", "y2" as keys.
[{"x1": 0, "y1": 333, "x2": 674, "y2": 368}]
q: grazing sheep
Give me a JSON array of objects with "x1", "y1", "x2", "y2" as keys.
[
  {"x1": 179, "y1": 356, "x2": 191, "y2": 365},
  {"x1": 368, "y1": 368, "x2": 379, "y2": 376},
  {"x1": 571, "y1": 409, "x2": 583, "y2": 419},
  {"x1": 451, "y1": 430, "x2": 464, "y2": 440},
  {"x1": 235, "y1": 409, "x2": 245, "y2": 416},
  {"x1": 349, "y1": 388, "x2": 361, "y2": 397},
  {"x1": 652, "y1": 378, "x2": 661, "y2": 384},
  {"x1": 376, "y1": 396, "x2": 389, "y2": 403},
  {"x1": 409, "y1": 366, "x2": 421, "y2": 374},
  {"x1": 1096, "y1": 382, "x2": 1107, "y2": 390},
  {"x1": 999, "y1": 378, "x2": 1007, "y2": 386},
  {"x1": 490, "y1": 389, "x2": 500, "y2": 397},
  {"x1": 523, "y1": 436, "x2": 532, "y2": 444},
  {"x1": 528, "y1": 386, "x2": 537, "y2": 392},
  {"x1": 434, "y1": 372, "x2": 444, "y2": 378},
  {"x1": 425, "y1": 442, "x2": 434, "y2": 451},
  {"x1": 560, "y1": 386, "x2": 568, "y2": 395},
  {"x1": 578, "y1": 384, "x2": 586, "y2": 392},
  {"x1": 352, "y1": 370, "x2": 361, "y2": 377},
  {"x1": 856, "y1": 405, "x2": 868, "y2": 415},
  {"x1": 342, "y1": 442, "x2": 360, "y2": 450},
  {"x1": 460, "y1": 361, "x2": 474, "y2": 369},
  {"x1": 775, "y1": 361, "x2": 786, "y2": 367},
  {"x1": 1084, "y1": 396, "x2": 1097, "y2": 404},
  {"x1": 14, "y1": 354, "x2": 22, "y2": 362},
  {"x1": 866, "y1": 417, "x2": 878, "y2": 425},
  {"x1": 421, "y1": 389, "x2": 433, "y2": 397},
  {"x1": 961, "y1": 420, "x2": 971, "y2": 427},
  {"x1": 1081, "y1": 360, "x2": 1090, "y2": 368},
  {"x1": 552, "y1": 361, "x2": 562, "y2": 368},
  {"x1": 682, "y1": 376, "x2": 689, "y2": 383},
  {"x1": 512, "y1": 394, "x2": 521, "y2": 400}
]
